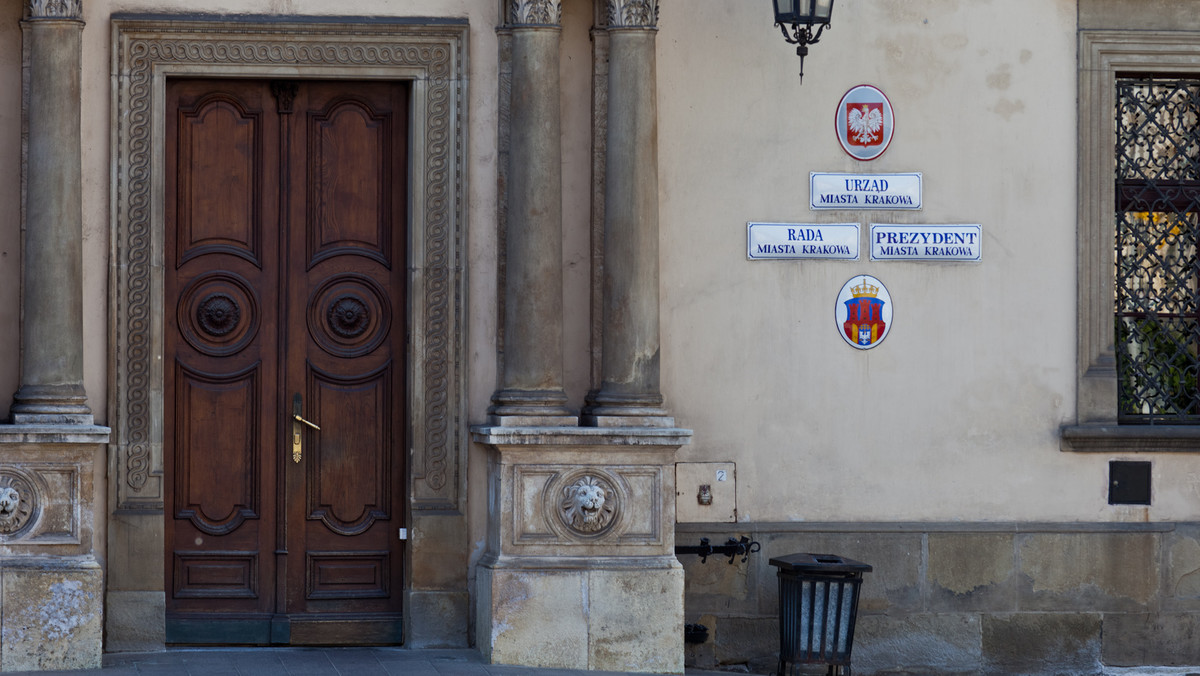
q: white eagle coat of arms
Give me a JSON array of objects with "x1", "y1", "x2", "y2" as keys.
[{"x1": 847, "y1": 103, "x2": 884, "y2": 147}]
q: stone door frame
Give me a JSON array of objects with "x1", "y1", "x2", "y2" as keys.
[{"x1": 107, "y1": 16, "x2": 468, "y2": 648}]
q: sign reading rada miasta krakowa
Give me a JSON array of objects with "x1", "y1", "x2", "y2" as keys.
[
  {"x1": 810, "y1": 172, "x2": 922, "y2": 210},
  {"x1": 747, "y1": 223, "x2": 859, "y2": 260}
]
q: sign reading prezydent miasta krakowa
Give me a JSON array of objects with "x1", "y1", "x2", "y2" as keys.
[{"x1": 870, "y1": 224, "x2": 982, "y2": 261}]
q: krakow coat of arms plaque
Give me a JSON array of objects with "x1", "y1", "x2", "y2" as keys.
[{"x1": 836, "y1": 275, "x2": 892, "y2": 350}]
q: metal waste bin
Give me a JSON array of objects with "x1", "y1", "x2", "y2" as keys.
[{"x1": 769, "y1": 553, "x2": 872, "y2": 676}]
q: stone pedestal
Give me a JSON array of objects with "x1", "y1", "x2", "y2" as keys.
[
  {"x1": 0, "y1": 426, "x2": 108, "y2": 671},
  {"x1": 477, "y1": 557, "x2": 683, "y2": 672},
  {"x1": 472, "y1": 427, "x2": 690, "y2": 673}
]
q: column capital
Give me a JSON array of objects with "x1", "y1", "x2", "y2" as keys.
[
  {"x1": 605, "y1": 0, "x2": 658, "y2": 29},
  {"x1": 24, "y1": 0, "x2": 83, "y2": 20},
  {"x1": 508, "y1": 0, "x2": 561, "y2": 27}
]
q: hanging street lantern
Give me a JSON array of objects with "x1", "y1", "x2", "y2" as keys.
[{"x1": 772, "y1": 0, "x2": 835, "y2": 83}]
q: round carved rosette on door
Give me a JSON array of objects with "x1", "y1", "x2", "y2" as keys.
[
  {"x1": 308, "y1": 274, "x2": 392, "y2": 358},
  {"x1": 178, "y1": 272, "x2": 261, "y2": 356}
]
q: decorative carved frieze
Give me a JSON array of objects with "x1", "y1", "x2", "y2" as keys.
[
  {"x1": 606, "y1": 0, "x2": 659, "y2": 28},
  {"x1": 509, "y1": 0, "x2": 562, "y2": 26},
  {"x1": 25, "y1": 0, "x2": 82, "y2": 19}
]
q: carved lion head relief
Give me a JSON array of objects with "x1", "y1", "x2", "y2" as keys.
[
  {"x1": 0, "y1": 486, "x2": 19, "y2": 514},
  {"x1": 559, "y1": 474, "x2": 617, "y2": 535},
  {"x1": 0, "y1": 474, "x2": 35, "y2": 536}
]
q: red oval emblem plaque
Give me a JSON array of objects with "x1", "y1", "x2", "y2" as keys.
[{"x1": 835, "y1": 85, "x2": 894, "y2": 161}]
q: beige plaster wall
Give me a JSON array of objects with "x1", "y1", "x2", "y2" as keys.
[
  {"x1": 4, "y1": 0, "x2": 1199, "y2": 600},
  {"x1": 654, "y1": 0, "x2": 1200, "y2": 523}
]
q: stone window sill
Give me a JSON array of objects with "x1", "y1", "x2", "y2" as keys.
[{"x1": 1061, "y1": 424, "x2": 1200, "y2": 453}]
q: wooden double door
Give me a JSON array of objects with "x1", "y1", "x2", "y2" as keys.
[{"x1": 164, "y1": 79, "x2": 408, "y2": 645}]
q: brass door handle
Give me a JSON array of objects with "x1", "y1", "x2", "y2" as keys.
[
  {"x1": 293, "y1": 414, "x2": 320, "y2": 430},
  {"x1": 291, "y1": 394, "x2": 319, "y2": 463}
]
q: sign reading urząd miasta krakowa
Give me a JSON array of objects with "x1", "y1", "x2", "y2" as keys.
[
  {"x1": 810, "y1": 172, "x2": 921, "y2": 210},
  {"x1": 747, "y1": 223, "x2": 860, "y2": 260}
]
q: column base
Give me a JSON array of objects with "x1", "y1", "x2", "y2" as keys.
[
  {"x1": 10, "y1": 384, "x2": 94, "y2": 425},
  {"x1": 580, "y1": 411, "x2": 676, "y2": 428},
  {"x1": 488, "y1": 388, "x2": 578, "y2": 426},
  {"x1": 477, "y1": 555, "x2": 683, "y2": 673},
  {"x1": 582, "y1": 390, "x2": 674, "y2": 428}
]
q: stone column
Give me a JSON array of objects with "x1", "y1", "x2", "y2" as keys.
[
  {"x1": 473, "y1": 5, "x2": 688, "y2": 671},
  {"x1": 583, "y1": 0, "x2": 672, "y2": 427},
  {"x1": 489, "y1": 0, "x2": 576, "y2": 426},
  {"x1": 11, "y1": 0, "x2": 92, "y2": 425}
]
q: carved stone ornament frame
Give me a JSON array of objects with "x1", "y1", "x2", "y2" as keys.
[{"x1": 108, "y1": 17, "x2": 468, "y2": 513}]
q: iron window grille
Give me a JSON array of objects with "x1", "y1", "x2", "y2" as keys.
[{"x1": 1115, "y1": 76, "x2": 1200, "y2": 423}]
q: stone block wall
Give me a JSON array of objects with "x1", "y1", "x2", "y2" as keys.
[
  {"x1": 678, "y1": 522, "x2": 1200, "y2": 675},
  {"x1": 0, "y1": 558, "x2": 103, "y2": 671}
]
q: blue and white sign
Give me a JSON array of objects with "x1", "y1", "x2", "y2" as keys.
[
  {"x1": 870, "y1": 224, "x2": 982, "y2": 261},
  {"x1": 747, "y1": 222, "x2": 859, "y2": 260},
  {"x1": 810, "y1": 172, "x2": 922, "y2": 210}
]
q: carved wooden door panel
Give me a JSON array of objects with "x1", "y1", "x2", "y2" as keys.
[{"x1": 165, "y1": 79, "x2": 408, "y2": 645}]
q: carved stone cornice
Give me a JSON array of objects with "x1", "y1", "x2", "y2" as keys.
[
  {"x1": 24, "y1": 0, "x2": 83, "y2": 20},
  {"x1": 606, "y1": 0, "x2": 659, "y2": 28},
  {"x1": 509, "y1": 0, "x2": 562, "y2": 27}
]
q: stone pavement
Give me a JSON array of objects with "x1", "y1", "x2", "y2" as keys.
[
  {"x1": 12, "y1": 649, "x2": 1200, "y2": 676},
  {"x1": 8, "y1": 648, "x2": 736, "y2": 676}
]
